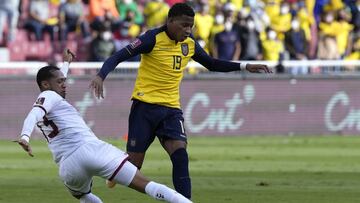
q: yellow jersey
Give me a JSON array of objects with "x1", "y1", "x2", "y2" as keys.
[
  {"x1": 98, "y1": 26, "x2": 242, "y2": 109},
  {"x1": 132, "y1": 28, "x2": 195, "y2": 108}
]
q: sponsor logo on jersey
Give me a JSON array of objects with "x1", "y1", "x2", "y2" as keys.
[
  {"x1": 137, "y1": 92, "x2": 144, "y2": 96},
  {"x1": 129, "y1": 38, "x2": 142, "y2": 49},
  {"x1": 181, "y1": 43, "x2": 189, "y2": 56},
  {"x1": 35, "y1": 97, "x2": 45, "y2": 105}
]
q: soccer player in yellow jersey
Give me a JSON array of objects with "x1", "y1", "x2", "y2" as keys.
[{"x1": 90, "y1": 3, "x2": 272, "y2": 200}]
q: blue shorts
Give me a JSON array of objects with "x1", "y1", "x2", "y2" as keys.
[{"x1": 127, "y1": 100, "x2": 187, "y2": 153}]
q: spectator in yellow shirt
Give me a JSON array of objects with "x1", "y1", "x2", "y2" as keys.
[
  {"x1": 317, "y1": 12, "x2": 340, "y2": 60},
  {"x1": 318, "y1": 11, "x2": 338, "y2": 36},
  {"x1": 264, "y1": 0, "x2": 281, "y2": 20},
  {"x1": 194, "y1": 3, "x2": 214, "y2": 51},
  {"x1": 296, "y1": 2, "x2": 314, "y2": 41},
  {"x1": 271, "y1": 2, "x2": 292, "y2": 40},
  {"x1": 319, "y1": 11, "x2": 353, "y2": 57},
  {"x1": 335, "y1": 9, "x2": 354, "y2": 58},
  {"x1": 323, "y1": 0, "x2": 345, "y2": 11},
  {"x1": 261, "y1": 27, "x2": 284, "y2": 61},
  {"x1": 143, "y1": 0, "x2": 169, "y2": 28}
]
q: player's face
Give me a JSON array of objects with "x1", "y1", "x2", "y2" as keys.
[
  {"x1": 167, "y1": 15, "x2": 194, "y2": 42},
  {"x1": 47, "y1": 70, "x2": 67, "y2": 98}
]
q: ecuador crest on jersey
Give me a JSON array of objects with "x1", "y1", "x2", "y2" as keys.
[{"x1": 181, "y1": 43, "x2": 189, "y2": 56}]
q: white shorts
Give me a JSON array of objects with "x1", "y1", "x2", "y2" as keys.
[{"x1": 59, "y1": 139, "x2": 137, "y2": 197}]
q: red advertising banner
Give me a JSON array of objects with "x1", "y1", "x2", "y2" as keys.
[{"x1": 1, "y1": 77, "x2": 360, "y2": 139}]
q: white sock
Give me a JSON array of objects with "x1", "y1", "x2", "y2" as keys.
[
  {"x1": 79, "y1": 193, "x2": 103, "y2": 203},
  {"x1": 145, "y1": 181, "x2": 192, "y2": 203}
]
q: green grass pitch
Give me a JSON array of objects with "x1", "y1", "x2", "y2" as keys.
[{"x1": 1, "y1": 136, "x2": 360, "y2": 203}]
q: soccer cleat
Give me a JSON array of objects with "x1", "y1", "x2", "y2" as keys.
[{"x1": 106, "y1": 180, "x2": 116, "y2": 188}]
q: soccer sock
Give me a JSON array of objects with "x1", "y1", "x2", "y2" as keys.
[
  {"x1": 170, "y1": 148, "x2": 191, "y2": 199},
  {"x1": 144, "y1": 181, "x2": 192, "y2": 203},
  {"x1": 79, "y1": 193, "x2": 103, "y2": 203}
]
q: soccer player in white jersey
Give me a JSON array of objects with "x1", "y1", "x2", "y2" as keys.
[{"x1": 14, "y1": 49, "x2": 192, "y2": 203}]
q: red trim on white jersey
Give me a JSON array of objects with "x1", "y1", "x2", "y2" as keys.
[
  {"x1": 34, "y1": 105, "x2": 47, "y2": 114},
  {"x1": 108, "y1": 156, "x2": 130, "y2": 181}
]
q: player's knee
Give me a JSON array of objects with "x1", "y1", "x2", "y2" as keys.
[
  {"x1": 163, "y1": 139, "x2": 187, "y2": 155},
  {"x1": 127, "y1": 152, "x2": 145, "y2": 170}
]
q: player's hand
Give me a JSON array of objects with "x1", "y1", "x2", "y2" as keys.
[
  {"x1": 246, "y1": 64, "x2": 273, "y2": 73},
  {"x1": 13, "y1": 138, "x2": 33, "y2": 157},
  {"x1": 89, "y1": 75, "x2": 104, "y2": 99},
  {"x1": 63, "y1": 48, "x2": 76, "y2": 63}
]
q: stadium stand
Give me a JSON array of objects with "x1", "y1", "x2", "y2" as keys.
[{"x1": 0, "y1": 0, "x2": 359, "y2": 75}]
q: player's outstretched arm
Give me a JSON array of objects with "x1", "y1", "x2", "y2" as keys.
[
  {"x1": 245, "y1": 63, "x2": 273, "y2": 73},
  {"x1": 15, "y1": 105, "x2": 46, "y2": 157},
  {"x1": 193, "y1": 40, "x2": 273, "y2": 74},
  {"x1": 60, "y1": 48, "x2": 76, "y2": 78}
]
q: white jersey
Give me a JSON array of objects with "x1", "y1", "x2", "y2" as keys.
[{"x1": 28, "y1": 90, "x2": 97, "y2": 163}]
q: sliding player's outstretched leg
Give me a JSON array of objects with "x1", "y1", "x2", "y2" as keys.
[
  {"x1": 106, "y1": 151, "x2": 145, "y2": 189},
  {"x1": 144, "y1": 181, "x2": 192, "y2": 203}
]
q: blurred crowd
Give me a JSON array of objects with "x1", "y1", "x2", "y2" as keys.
[{"x1": 1, "y1": 0, "x2": 360, "y2": 72}]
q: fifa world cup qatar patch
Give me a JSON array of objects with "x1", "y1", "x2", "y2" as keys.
[
  {"x1": 181, "y1": 43, "x2": 189, "y2": 56},
  {"x1": 35, "y1": 97, "x2": 45, "y2": 105},
  {"x1": 129, "y1": 38, "x2": 142, "y2": 49}
]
